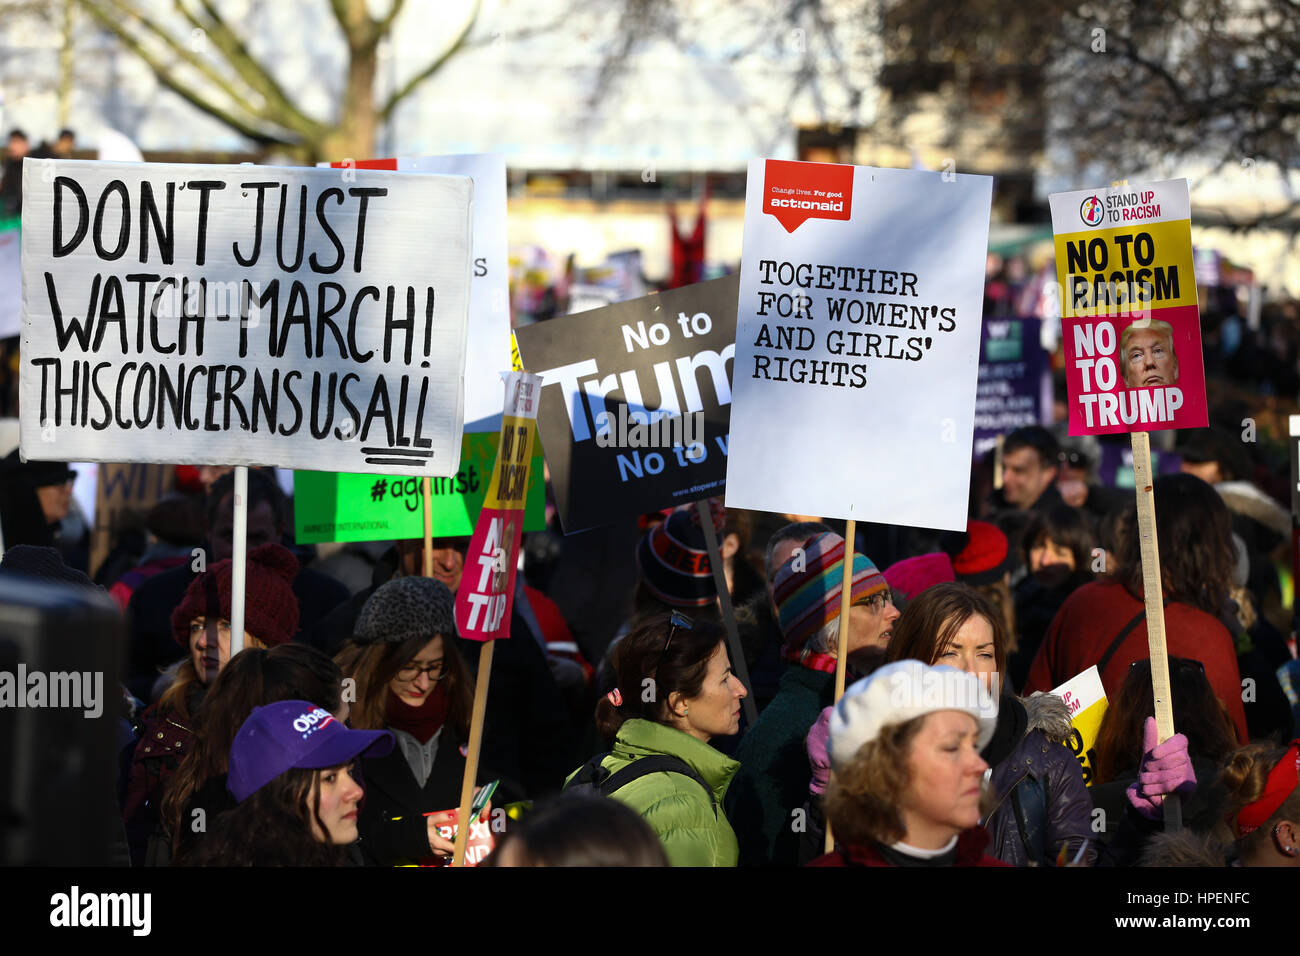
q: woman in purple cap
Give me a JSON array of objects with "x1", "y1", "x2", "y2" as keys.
[{"x1": 186, "y1": 700, "x2": 392, "y2": 866}]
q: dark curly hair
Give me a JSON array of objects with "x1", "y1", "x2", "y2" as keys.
[{"x1": 182, "y1": 766, "x2": 347, "y2": 867}]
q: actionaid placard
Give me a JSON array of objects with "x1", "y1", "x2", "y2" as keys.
[
  {"x1": 19, "y1": 160, "x2": 473, "y2": 475},
  {"x1": 456, "y1": 371, "x2": 541, "y2": 641},
  {"x1": 513, "y1": 275, "x2": 737, "y2": 533},
  {"x1": 326, "y1": 155, "x2": 509, "y2": 432},
  {"x1": 726, "y1": 160, "x2": 992, "y2": 531},
  {"x1": 1049, "y1": 179, "x2": 1207, "y2": 435}
]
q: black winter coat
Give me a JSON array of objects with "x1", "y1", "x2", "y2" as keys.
[
  {"x1": 355, "y1": 723, "x2": 512, "y2": 866},
  {"x1": 983, "y1": 694, "x2": 1095, "y2": 866}
]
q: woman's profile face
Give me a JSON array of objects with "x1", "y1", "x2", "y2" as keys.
[
  {"x1": 899, "y1": 711, "x2": 988, "y2": 848},
  {"x1": 311, "y1": 763, "x2": 364, "y2": 844},
  {"x1": 933, "y1": 614, "x2": 999, "y2": 693},
  {"x1": 676, "y1": 642, "x2": 748, "y2": 742}
]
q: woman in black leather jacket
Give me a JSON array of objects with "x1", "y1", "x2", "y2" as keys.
[{"x1": 885, "y1": 582, "x2": 1096, "y2": 865}]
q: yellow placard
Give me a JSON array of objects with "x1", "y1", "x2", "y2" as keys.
[{"x1": 1053, "y1": 219, "x2": 1196, "y2": 318}]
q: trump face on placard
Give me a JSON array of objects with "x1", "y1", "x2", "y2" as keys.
[{"x1": 1119, "y1": 320, "x2": 1179, "y2": 388}]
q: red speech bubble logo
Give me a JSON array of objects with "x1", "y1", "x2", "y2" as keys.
[
  {"x1": 328, "y1": 158, "x2": 399, "y2": 170},
  {"x1": 762, "y1": 159, "x2": 854, "y2": 234}
]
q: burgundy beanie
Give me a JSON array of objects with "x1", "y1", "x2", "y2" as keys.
[
  {"x1": 171, "y1": 542, "x2": 300, "y2": 648},
  {"x1": 884, "y1": 552, "x2": 955, "y2": 601},
  {"x1": 635, "y1": 501, "x2": 722, "y2": 609}
]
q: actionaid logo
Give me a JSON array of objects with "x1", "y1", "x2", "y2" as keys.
[
  {"x1": 293, "y1": 707, "x2": 334, "y2": 735},
  {"x1": 763, "y1": 159, "x2": 854, "y2": 234}
]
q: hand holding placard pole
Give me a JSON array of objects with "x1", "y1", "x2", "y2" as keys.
[
  {"x1": 1130, "y1": 431, "x2": 1181, "y2": 830},
  {"x1": 229, "y1": 465, "x2": 248, "y2": 656}
]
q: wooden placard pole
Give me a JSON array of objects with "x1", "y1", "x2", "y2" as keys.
[
  {"x1": 1130, "y1": 431, "x2": 1181, "y2": 830},
  {"x1": 229, "y1": 465, "x2": 249, "y2": 656},
  {"x1": 695, "y1": 498, "x2": 759, "y2": 728},
  {"x1": 451, "y1": 637, "x2": 495, "y2": 866},
  {"x1": 825, "y1": 517, "x2": 858, "y2": 853},
  {"x1": 422, "y1": 477, "x2": 434, "y2": 577}
]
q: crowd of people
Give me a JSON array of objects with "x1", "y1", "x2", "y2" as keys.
[{"x1": 0, "y1": 396, "x2": 1296, "y2": 868}]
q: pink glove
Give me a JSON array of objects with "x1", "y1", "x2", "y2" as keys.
[
  {"x1": 806, "y1": 707, "x2": 833, "y2": 797},
  {"x1": 1125, "y1": 716, "x2": 1196, "y2": 820}
]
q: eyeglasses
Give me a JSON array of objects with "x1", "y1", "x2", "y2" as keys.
[
  {"x1": 395, "y1": 660, "x2": 446, "y2": 683},
  {"x1": 858, "y1": 592, "x2": 893, "y2": 613},
  {"x1": 656, "y1": 610, "x2": 694, "y2": 676}
]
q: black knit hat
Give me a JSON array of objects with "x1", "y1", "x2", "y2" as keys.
[
  {"x1": 0, "y1": 545, "x2": 96, "y2": 589},
  {"x1": 354, "y1": 576, "x2": 458, "y2": 644},
  {"x1": 635, "y1": 503, "x2": 720, "y2": 609}
]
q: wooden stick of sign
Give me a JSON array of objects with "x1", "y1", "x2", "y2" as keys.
[
  {"x1": 825, "y1": 517, "x2": 858, "y2": 854},
  {"x1": 229, "y1": 465, "x2": 249, "y2": 655},
  {"x1": 422, "y1": 477, "x2": 434, "y2": 577},
  {"x1": 695, "y1": 498, "x2": 759, "y2": 727},
  {"x1": 451, "y1": 639, "x2": 494, "y2": 867},
  {"x1": 1129, "y1": 431, "x2": 1181, "y2": 830}
]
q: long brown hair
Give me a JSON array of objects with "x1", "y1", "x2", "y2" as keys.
[
  {"x1": 884, "y1": 582, "x2": 1008, "y2": 688},
  {"x1": 1092, "y1": 658, "x2": 1239, "y2": 784},
  {"x1": 157, "y1": 633, "x2": 267, "y2": 723},
  {"x1": 335, "y1": 633, "x2": 472, "y2": 736},
  {"x1": 163, "y1": 644, "x2": 344, "y2": 842},
  {"x1": 1117, "y1": 474, "x2": 1234, "y2": 615}
]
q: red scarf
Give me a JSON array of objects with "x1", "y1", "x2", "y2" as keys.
[
  {"x1": 783, "y1": 645, "x2": 838, "y2": 674},
  {"x1": 385, "y1": 685, "x2": 449, "y2": 744}
]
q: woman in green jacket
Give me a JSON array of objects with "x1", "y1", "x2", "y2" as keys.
[{"x1": 579, "y1": 612, "x2": 747, "y2": 866}]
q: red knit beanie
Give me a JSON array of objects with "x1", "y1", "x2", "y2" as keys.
[{"x1": 171, "y1": 542, "x2": 300, "y2": 648}]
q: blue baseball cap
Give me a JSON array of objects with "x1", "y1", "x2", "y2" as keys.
[{"x1": 227, "y1": 700, "x2": 394, "y2": 803}]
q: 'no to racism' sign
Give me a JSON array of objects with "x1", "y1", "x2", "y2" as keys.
[
  {"x1": 1049, "y1": 179, "x2": 1207, "y2": 436},
  {"x1": 726, "y1": 159, "x2": 992, "y2": 531},
  {"x1": 20, "y1": 160, "x2": 473, "y2": 475},
  {"x1": 514, "y1": 275, "x2": 738, "y2": 533}
]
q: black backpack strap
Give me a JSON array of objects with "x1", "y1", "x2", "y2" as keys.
[
  {"x1": 600, "y1": 755, "x2": 718, "y2": 817},
  {"x1": 1096, "y1": 609, "x2": 1148, "y2": 677}
]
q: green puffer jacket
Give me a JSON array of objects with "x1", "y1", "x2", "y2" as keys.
[{"x1": 582, "y1": 718, "x2": 741, "y2": 867}]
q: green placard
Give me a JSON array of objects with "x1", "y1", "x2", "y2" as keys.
[{"x1": 294, "y1": 432, "x2": 546, "y2": 543}]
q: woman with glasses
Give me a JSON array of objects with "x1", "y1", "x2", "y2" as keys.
[
  {"x1": 335, "y1": 576, "x2": 482, "y2": 866},
  {"x1": 568, "y1": 611, "x2": 748, "y2": 866}
]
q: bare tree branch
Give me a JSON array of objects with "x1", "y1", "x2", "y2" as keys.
[
  {"x1": 75, "y1": 0, "x2": 292, "y2": 145},
  {"x1": 379, "y1": 0, "x2": 480, "y2": 120}
]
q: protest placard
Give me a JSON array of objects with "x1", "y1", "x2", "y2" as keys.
[
  {"x1": 91, "y1": 462, "x2": 174, "y2": 576},
  {"x1": 292, "y1": 432, "x2": 545, "y2": 543},
  {"x1": 514, "y1": 275, "x2": 737, "y2": 533},
  {"x1": 327, "y1": 155, "x2": 509, "y2": 432},
  {"x1": 1052, "y1": 666, "x2": 1109, "y2": 788},
  {"x1": 1049, "y1": 179, "x2": 1207, "y2": 436},
  {"x1": 455, "y1": 372, "x2": 541, "y2": 641},
  {"x1": 725, "y1": 159, "x2": 992, "y2": 531},
  {"x1": 973, "y1": 317, "x2": 1050, "y2": 460},
  {"x1": 451, "y1": 371, "x2": 541, "y2": 867},
  {"x1": 19, "y1": 159, "x2": 473, "y2": 476}
]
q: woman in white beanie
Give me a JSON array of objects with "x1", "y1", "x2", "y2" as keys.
[{"x1": 808, "y1": 659, "x2": 1006, "y2": 867}]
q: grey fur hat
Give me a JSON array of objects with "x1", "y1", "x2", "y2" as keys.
[{"x1": 354, "y1": 576, "x2": 457, "y2": 644}]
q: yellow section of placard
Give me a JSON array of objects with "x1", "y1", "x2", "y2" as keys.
[
  {"x1": 510, "y1": 332, "x2": 523, "y2": 372},
  {"x1": 1064, "y1": 698, "x2": 1109, "y2": 788},
  {"x1": 1054, "y1": 218, "x2": 1197, "y2": 318},
  {"x1": 484, "y1": 414, "x2": 536, "y2": 510}
]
